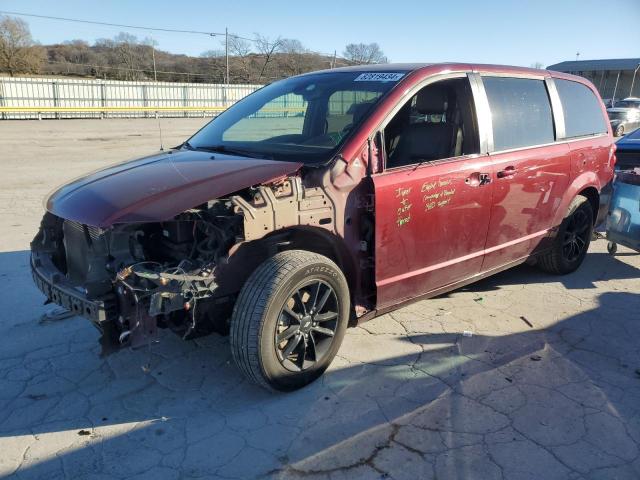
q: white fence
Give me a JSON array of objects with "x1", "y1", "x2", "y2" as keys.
[{"x1": 0, "y1": 76, "x2": 263, "y2": 119}]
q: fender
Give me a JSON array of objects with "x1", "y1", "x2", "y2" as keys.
[{"x1": 551, "y1": 171, "x2": 601, "y2": 227}]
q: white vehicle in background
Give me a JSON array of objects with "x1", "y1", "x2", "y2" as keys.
[{"x1": 608, "y1": 97, "x2": 640, "y2": 137}]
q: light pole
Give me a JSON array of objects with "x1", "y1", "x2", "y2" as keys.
[
  {"x1": 612, "y1": 70, "x2": 621, "y2": 104},
  {"x1": 630, "y1": 64, "x2": 640, "y2": 97},
  {"x1": 225, "y1": 27, "x2": 229, "y2": 85},
  {"x1": 151, "y1": 43, "x2": 157, "y2": 81}
]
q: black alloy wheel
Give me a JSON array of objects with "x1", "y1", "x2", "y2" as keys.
[
  {"x1": 274, "y1": 280, "x2": 339, "y2": 372},
  {"x1": 562, "y1": 207, "x2": 591, "y2": 262}
]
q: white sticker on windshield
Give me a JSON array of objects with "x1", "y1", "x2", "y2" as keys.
[{"x1": 354, "y1": 72, "x2": 405, "y2": 82}]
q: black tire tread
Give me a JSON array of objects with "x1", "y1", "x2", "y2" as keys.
[
  {"x1": 538, "y1": 195, "x2": 592, "y2": 275},
  {"x1": 230, "y1": 250, "x2": 344, "y2": 391}
]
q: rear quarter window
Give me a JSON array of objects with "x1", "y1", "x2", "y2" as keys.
[
  {"x1": 483, "y1": 77, "x2": 555, "y2": 151},
  {"x1": 555, "y1": 79, "x2": 608, "y2": 138}
]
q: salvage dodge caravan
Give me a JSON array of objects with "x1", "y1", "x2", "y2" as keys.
[{"x1": 31, "y1": 64, "x2": 615, "y2": 391}]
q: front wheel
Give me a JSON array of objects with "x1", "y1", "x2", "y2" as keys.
[
  {"x1": 614, "y1": 124, "x2": 625, "y2": 137},
  {"x1": 230, "y1": 250, "x2": 350, "y2": 391},
  {"x1": 537, "y1": 195, "x2": 593, "y2": 275}
]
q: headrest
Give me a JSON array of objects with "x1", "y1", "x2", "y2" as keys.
[
  {"x1": 347, "y1": 101, "x2": 375, "y2": 124},
  {"x1": 415, "y1": 86, "x2": 448, "y2": 114}
]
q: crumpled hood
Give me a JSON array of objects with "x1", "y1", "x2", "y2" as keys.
[{"x1": 46, "y1": 149, "x2": 302, "y2": 227}]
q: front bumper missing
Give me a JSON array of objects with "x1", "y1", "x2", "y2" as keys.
[
  {"x1": 31, "y1": 250, "x2": 109, "y2": 323},
  {"x1": 31, "y1": 250, "x2": 124, "y2": 355}
]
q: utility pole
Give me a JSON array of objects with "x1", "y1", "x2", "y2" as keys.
[
  {"x1": 151, "y1": 43, "x2": 157, "y2": 81},
  {"x1": 630, "y1": 64, "x2": 640, "y2": 97},
  {"x1": 331, "y1": 50, "x2": 336, "y2": 69},
  {"x1": 612, "y1": 70, "x2": 621, "y2": 104},
  {"x1": 225, "y1": 27, "x2": 229, "y2": 84}
]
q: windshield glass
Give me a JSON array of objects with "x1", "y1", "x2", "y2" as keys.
[{"x1": 187, "y1": 71, "x2": 406, "y2": 163}]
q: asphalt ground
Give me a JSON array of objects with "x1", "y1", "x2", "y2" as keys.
[{"x1": 0, "y1": 118, "x2": 639, "y2": 479}]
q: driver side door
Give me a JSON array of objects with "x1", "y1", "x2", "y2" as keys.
[{"x1": 372, "y1": 74, "x2": 494, "y2": 309}]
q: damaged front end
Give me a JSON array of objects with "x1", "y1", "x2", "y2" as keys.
[{"x1": 31, "y1": 199, "x2": 242, "y2": 355}]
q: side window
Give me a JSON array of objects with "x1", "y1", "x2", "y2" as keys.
[
  {"x1": 223, "y1": 93, "x2": 307, "y2": 141},
  {"x1": 555, "y1": 79, "x2": 608, "y2": 138},
  {"x1": 384, "y1": 78, "x2": 480, "y2": 169},
  {"x1": 483, "y1": 77, "x2": 555, "y2": 151},
  {"x1": 326, "y1": 90, "x2": 383, "y2": 139}
]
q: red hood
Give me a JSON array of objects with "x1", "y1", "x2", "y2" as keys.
[{"x1": 46, "y1": 149, "x2": 302, "y2": 227}]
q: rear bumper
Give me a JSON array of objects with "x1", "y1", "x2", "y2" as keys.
[{"x1": 31, "y1": 250, "x2": 110, "y2": 325}]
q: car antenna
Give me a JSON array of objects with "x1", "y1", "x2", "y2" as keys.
[{"x1": 156, "y1": 113, "x2": 164, "y2": 151}]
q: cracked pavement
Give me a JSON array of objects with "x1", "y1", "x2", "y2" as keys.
[{"x1": 1, "y1": 119, "x2": 639, "y2": 479}]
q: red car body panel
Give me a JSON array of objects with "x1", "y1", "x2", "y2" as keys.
[
  {"x1": 45, "y1": 150, "x2": 302, "y2": 228},
  {"x1": 481, "y1": 143, "x2": 572, "y2": 270},
  {"x1": 373, "y1": 154, "x2": 495, "y2": 309},
  {"x1": 41, "y1": 63, "x2": 614, "y2": 317},
  {"x1": 351, "y1": 64, "x2": 613, "y2": 311}
]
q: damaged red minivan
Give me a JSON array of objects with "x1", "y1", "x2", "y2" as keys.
[{"x1": 31, "y1": 63, "x2": 615, "y2": 391}]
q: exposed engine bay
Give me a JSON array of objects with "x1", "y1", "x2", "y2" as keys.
[
  {"x1": 33, "y1": 197, "x2": 242, "y2": 354},
  {"x1": 30, "y1": 175, "x2": 353, "y2": 355}
]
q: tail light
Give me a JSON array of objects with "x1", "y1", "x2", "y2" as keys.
[{"x1": 608, "y1": 143, "x2": 617, "y2": 169}]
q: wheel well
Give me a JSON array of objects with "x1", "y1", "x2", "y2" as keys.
[
  {"x1": 578, "y1": 187, "x2": 599, "y2": 224},
  {"x1": 275, "y1": 227, "x2": 357, "y2": 293}
]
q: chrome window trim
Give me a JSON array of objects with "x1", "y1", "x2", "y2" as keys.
[
  {"x1": 545, "y1": 77, "x2": 566, "y2": 140},
  {"x1": 553, "y1": 77, "x2": 609, "y2": 139},
  {"x1": 468, "y1": 72, "x2": 493, "y2": 153},
  {"x1": 380, "y1": 153, "x2": 484, "y2": 174},
  {"x1": 480, "y1": 74, "x2": 557, "y2": 153},
  {"x1": 375, "y1": 71, "x2": 469, "y2": 132},
  {"x1": 488, "y1": 133, "x2": 608, "y2": 156},
  {"x1": 372, "y1": 71, "x2": 488, "y2": 173},
  {"x1": 477, "y1": 71, "x2": 547, "y2": 81}
]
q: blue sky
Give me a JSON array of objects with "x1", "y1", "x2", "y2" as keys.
[{"x1": 1, "y1": 0, "x2": 638, "y2": 67}]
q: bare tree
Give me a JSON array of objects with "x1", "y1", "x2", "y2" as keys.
[
  {"x1": 227, "y1": 36, "x2": 252, "y2": 82},
  {"x1": 113, "y1": 32, "x2": 143, "y2": 80},
  {"x1": 200, "y1": 49, "x2": 226, "y2": 83},
  {"x1": 343, "y1": 43, "x2": 388, "y2": 65},
  {"x1": 0, "y1": 16, "x2": 45, "y2": 76},
  {"x1": 279, "y1": 38, "x2": 308, "y2": 76},
  {"x1": 254, "y1": 34, "x2": 282, "y2": 81},
  {"x1": 530, "y1": 62, "x2": 544, "y2": 70}
]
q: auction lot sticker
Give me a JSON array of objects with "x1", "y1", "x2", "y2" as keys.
[{"x1": 354, "y1": 72, "x2": 405, "y2": 82}]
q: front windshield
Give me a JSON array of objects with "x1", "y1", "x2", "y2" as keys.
[{"x1": 187, "y1": 71, "x2": 406, "y2": 163}]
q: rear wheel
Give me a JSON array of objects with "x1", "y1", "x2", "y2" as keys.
[
  {"x1": 615, "y1": 124, "x2": 625, "y2": 137},
  {"x1": 538, "y1": 195, "x2": 593, "y2": 275},
  {"x1": 230, "y1": 250, "x2": 349, "y2": 391}
]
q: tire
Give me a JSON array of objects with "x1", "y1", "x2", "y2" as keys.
[
  {"x1": 230, "y1": 250, "x2": 350, "y2": 391},
  {"x1": 538, "y1": 195, "x2": 593, "y2": 275},
  {"x1": 607, "y1": 241, "x2": 618, "y2": 255},
  {"x1": 615, "y1": 124, "x2": 625, "y2": 137}
]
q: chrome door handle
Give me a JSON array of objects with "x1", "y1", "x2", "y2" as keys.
[
  {"x1": 497, "y1": 166, "x2": 517, "y2": 178},
  {"x1": 465, "y1": 172, "x2": 491, "y2": 187}
]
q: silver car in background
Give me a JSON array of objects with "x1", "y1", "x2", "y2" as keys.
[{"x1": 608, "y1": 97, "x2": 640, "y2": 137}]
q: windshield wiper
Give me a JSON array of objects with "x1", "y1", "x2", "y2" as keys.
[{"x1": 190, "y1": 144, "x2": 270, "y2": 159}]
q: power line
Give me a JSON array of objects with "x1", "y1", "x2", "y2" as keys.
[
  {"x1": 0, "y1": 10, "x2": 255, "y2": 41},
  {"x1": 0, "y1": 10, "x2": 340, "y2": 57}
]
